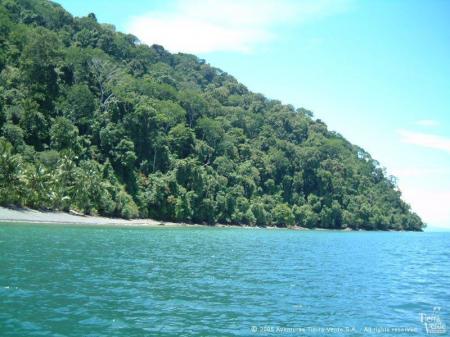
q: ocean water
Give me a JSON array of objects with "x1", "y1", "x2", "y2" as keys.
[{"x1": 0, "y1": 224, "x2": 448, "y2": 337}]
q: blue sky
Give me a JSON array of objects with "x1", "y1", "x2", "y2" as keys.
[{"x1": 56, "y1": 0, "x2": 450, "y2": 230}]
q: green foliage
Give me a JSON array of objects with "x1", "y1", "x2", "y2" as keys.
[
  {"x1": 50, "y1": 116, "x2": 79, "y2": 152},
  {"x1": 168, "y1": 123, "x2": 194, "y2": 158},
  {"x1": 64, "y1": 84, "x2": 95, "y2": 133},
  {"x1": 0, "y1": 0, "x2": 425, "y2": 230},
  {"x1": 0, "y1": 138, "x2": 27, "y2": 205},
  {"x1": 2, "y1": 123, "x2": 25, "y2": 150},
  {"x1": 273, "y1": 203, "x2": 295, "y2": 227}
]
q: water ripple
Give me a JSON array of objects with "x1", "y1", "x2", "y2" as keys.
[{"x1": 0, "y1": 225, "x2": 449, "y2": 336}]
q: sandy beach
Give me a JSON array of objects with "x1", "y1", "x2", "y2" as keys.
[
  {"x1": 0, "y1": 207, "x2": 357, "y2": 230},
  {"x1": 0, "y1": 206, "x2": 196, "y2": 227}
]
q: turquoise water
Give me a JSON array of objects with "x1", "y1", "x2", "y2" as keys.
[{"x1": 0, "y1": 224, "x2": 449, "y2": 336}]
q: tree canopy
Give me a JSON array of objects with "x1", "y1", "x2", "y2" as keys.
[{"x1": 0, "y1": 0, "x2": 424, "y2": 230}]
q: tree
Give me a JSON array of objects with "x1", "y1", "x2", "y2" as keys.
[
  {"x1": 168, "y1": 124, "x2": 194, "y2": 158},
  {"x1": 0, "y1": 139, "x2": 27, "y2": 205},
  {"x1": 19, "y1": 99, "x2": 48, "y2": 149},
  {"x1": 89, "y1": 57, "x2": 122, "y2": 108},
  {"x1": 273, "y1": 203, "x2": 295, "y2": 227},
  {"x1": 50, "y1": 117, "x2": 79, "y2": 152},
  {"x1": 20, "y1": 27, "x2": 61, "y2": 109},
  {"x1": 178, "y1": 89, "x2": 207, "y2": 127},
  {"x1": 251, "y1": 202, "x2": 267, "y2": 226},
  {"x1": 111, "y1": 138, "x2": 137, "y2": 191},
  {"x1": 65, "y1": 84, "x2": 95, "y2": 133},
  {"x1": 1, "y1": 123, "x2": 25, "y2": 150},
  {"x1": 195, "y1": 117, "x2": 224, "y2": 148}
]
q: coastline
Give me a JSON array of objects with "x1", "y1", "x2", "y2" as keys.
[
  {"x1": 0, "y1": 206, "x2": 367, "y2": 231},
  {"x1": 0, "y1": 206, "x2": 192, "y2": 228},
  {"x1": 0, "y1": 206, "x2": 280, "y2": 229}
]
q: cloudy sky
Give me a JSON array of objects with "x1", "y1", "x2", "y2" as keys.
[{"x1": 57, "y1": 0, "x2": 450, "y2": 230}]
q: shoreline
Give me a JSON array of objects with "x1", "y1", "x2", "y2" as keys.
[
  {"x1": 0, "y1": 206, "x2": 410, "y2": 231},
  {"x1": 0, "y1": 206, "x2": 190, "y2": 228},
  {"x1": 0, "y1": 206, "x2": 278, "y2": 229}
]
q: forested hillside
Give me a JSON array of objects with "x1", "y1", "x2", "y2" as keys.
[{"x1": 0, "y1": 0, "x2": 424, "y2": 230}]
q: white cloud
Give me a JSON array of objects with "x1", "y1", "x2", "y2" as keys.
[
  {"x1": 416, "y1": 119, "x2": 439, "y2": 127},
  {"x1": 126, "y1": 0, "x2": 350, "y2": 53},
  {"x1": 398, "y1": 129, "x2": 450, "y2": 154}
]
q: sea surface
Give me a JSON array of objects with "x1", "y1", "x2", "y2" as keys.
[{"x1": 0, "y1": 224, "x2": 449, "y2": 337}]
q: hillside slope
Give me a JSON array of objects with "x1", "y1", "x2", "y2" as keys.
[{"x1": 0, "y1": 0, "x2": 424, "y2": 230}]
